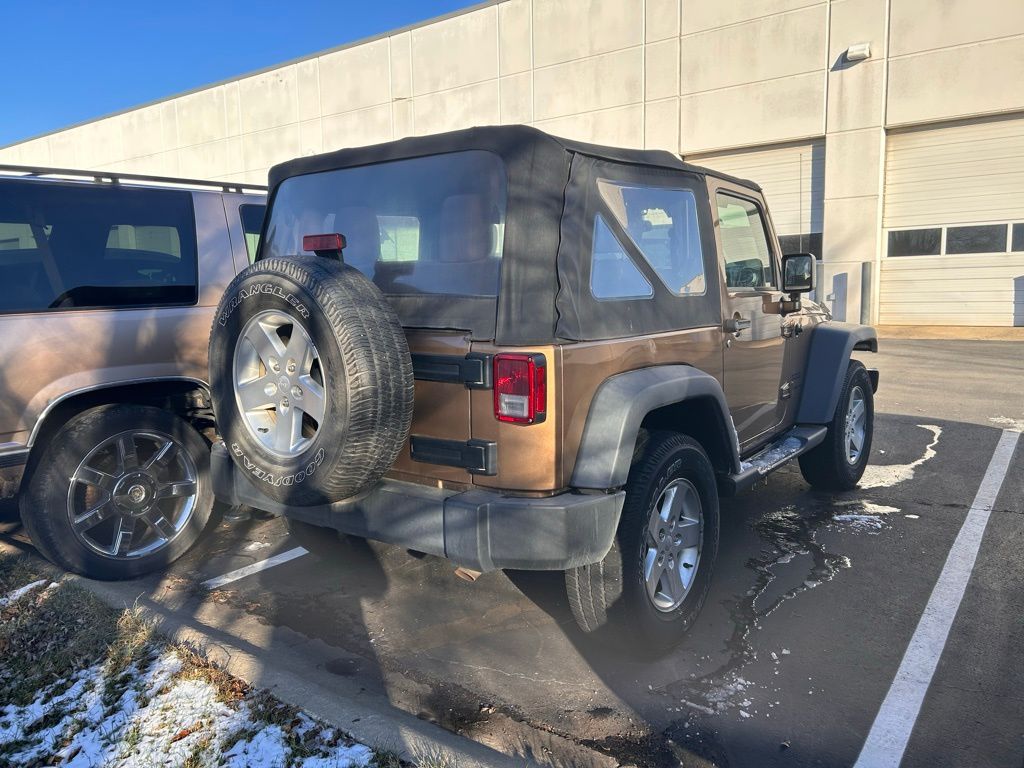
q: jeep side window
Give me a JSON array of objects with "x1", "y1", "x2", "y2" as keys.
[
  {"x1": 598, "y1": 180, "x2": 707, "y2": 296},
  {"x1": 589, "y1": 214, "x2": 654, "y2": 300},
  {"x1": 715, "y1": 192, "x2": 776, "y2": 290}
]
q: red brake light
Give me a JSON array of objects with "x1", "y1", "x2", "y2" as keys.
[
  {"x1": 494, "y1": 354, "x2": 546, "y2": 424},
  {"x1": 302, "y1": 233, "x2": 347, "y2": 253}
]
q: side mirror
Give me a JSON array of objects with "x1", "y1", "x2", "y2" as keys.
[{"x1": 782, "y1": 253, "x2": 815, "y2": 295}]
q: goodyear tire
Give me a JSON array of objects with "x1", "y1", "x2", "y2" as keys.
[
  {"x1": 798, "y1": 360, "x2": 874, "y2": 491},
  {"x1": 209, "y1": 256, "x2": 414, "y2": 506},
  {"x1": 565, "y1": 431, "x2": 720, "y2": 654}
]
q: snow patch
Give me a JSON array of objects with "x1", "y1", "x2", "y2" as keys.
[
  {"x1": 860, "y1": 424, "x2": 941, "y2": 488},
  {"x1": 989, "y1": 416, "x2": 1024, "y2": 433},
  {"x1": 244, "y1": 541, "x2": 271, "y2": 552},
  {"x1": 0, "y1": 579, "x2": 47, "y2": 609}
]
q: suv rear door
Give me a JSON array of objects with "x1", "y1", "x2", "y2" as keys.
[{"x1": 710, "y1": 181, "x2": 788, "y2": 450}]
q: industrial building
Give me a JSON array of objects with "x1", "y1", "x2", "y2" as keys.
[{"x1": 2, "y1": 0, "x2": 1022, "y2": 326}]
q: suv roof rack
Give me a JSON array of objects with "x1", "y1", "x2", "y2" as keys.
[{"x1": 0, "y1": 163, "x2": 267, "y2": 193}]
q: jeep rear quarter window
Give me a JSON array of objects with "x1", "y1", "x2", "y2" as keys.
[
  {"x1": 0, "y1": 180, "x2": 197, "y2": 313},
  {"x1": 262, "y1": 150, "x2": 507, "y2": 298}
]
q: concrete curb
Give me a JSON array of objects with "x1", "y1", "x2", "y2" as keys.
[{"x1": 76, "y1": 576, "x2": 541, "y2": 768}]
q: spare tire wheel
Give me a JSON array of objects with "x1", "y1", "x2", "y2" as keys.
[{"x1": 209, "y1": 256, "x2": 414, "y2": 506}]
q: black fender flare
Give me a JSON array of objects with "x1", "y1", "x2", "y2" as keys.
[
  {"x1": 796, "y1": 322, "x2": 878, "y2": 424},
  {"x1": 570, "y1": 365, "x2": 741, "y2": 490}
]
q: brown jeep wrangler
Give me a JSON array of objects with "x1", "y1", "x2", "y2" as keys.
[{"x1": 208, "y1": 126, "x2": 878, "y2": 650}]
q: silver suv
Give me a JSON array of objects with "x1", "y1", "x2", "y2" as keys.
[{"x1": 0, "y1": 165, "x2": 265, "y2": 578}]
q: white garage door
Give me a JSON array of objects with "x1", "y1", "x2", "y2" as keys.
[
  {"x1": 687, "y1": 140, "x2": 824, "y2": 255},
  {"x1": 882, "y1": 115, "x2": 1024, "y2": 326}
]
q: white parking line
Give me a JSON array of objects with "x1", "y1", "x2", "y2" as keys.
[
  {"x1": 202, "y1": 546, "x2": 309, "y2": 590},
  {"x1": 854, "y1": 428, "x2": 1020, "y2": 768}
]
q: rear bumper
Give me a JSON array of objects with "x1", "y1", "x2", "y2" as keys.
[{"x1": 211, "y1": 441, "x2": 624, "y2": 572}]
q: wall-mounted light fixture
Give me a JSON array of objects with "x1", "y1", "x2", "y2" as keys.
[{"x1": 846, "y1": 42, "x2": 872, "y2": 62}]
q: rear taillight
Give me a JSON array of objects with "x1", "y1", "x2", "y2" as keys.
[{"x1": 494, "y1": 353, "x2": 546, "y2": 424}]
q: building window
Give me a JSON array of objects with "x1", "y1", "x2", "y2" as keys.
[
  {"x1": 945, "y1": 224, "x2": 1007, "y2": 255},
  {"x1": 1012, "y1": 223, "x2": 1024, "y2": 252},
  {"x1": 887, "y1": 228, "x2": 941, "y2": 257}
]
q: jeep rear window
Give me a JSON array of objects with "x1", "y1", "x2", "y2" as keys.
[
  {"x1": 263, "y1": 151, "x2": 507, "y2": 297},
  {"x1": 0, "y1": 180, "x2": 197, "y2": 314}
]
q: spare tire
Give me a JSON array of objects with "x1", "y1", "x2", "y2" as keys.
[{"x1": 209, "y1": 256, "x2": 414, "y2": 506}]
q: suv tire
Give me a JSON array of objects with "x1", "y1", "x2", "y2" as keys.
[
  {"x1": 799, "y1": 360, "x2": 874, "y2": 491},
  {"x1": 565, "y1": 431, "x2": 720, "y2": 653},
  {"x1": 19, "y1": 404, "x2": 215, "y2": 579},
  {"x1": 209, "y1": 257, "x2": 414, "y2": 506}
]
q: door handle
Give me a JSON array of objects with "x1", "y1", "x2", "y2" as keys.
[{"x1": 723, "y1": 315, "x2": 751, "y2": 334}]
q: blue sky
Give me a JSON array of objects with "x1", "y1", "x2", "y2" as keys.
[{"x1": 0, "y1": 0, "x2": 471, "y2": 147}]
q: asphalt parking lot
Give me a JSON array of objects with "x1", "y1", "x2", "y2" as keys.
[{"x1": 3, "y1": 338, "x2": 1022, "y2": 768}]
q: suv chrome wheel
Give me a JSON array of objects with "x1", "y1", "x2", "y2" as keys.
[
  {"x1": 642, "y1": 478, "x2": 703, "y2": 612},
  {"x1": 67, "y1": 430, "x2": 198, "y2": 559},
  {"x1": 844, "y1": 385, "x2": 867, "y2": 465},
  {"x1": 233, "y1": 310, "x2": 327, "y2": 459}
]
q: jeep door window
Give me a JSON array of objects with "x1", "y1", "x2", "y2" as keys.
[
  {"x1": 263, "y1": 150, "x2": 506, "y2": 297},
  {"x1": 715, "y1": 193, "x2": 776, "y2": 290},
  {"x1": 239, "y1": 203, "x2": 266, "y2": 263},
  {"x1": 590, "y1": 214, "x2": 653, "y2": 299},
  {"x1": 598, "y1": 180, "x2": 707, "y2": 296},
  {"x1": 0, "y1": 180, "x2": 197, "y2": 314}
]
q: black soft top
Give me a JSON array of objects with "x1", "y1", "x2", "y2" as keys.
[
  {"x1": 266, "y1": 125, "x2": 756, "y2": 344},
  {"x1": 269, "y1": 124, "x2": 759, "y2": 192}
]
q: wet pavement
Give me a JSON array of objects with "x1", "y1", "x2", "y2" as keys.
[{"x1": 2, "y1": 339, "x2": 1022, "y2": 767}]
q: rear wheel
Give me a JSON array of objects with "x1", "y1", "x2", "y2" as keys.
[
  {"x1": 565, "y1": 432, "x2": 720, "y2": 653},
  {"x1": 799, "y1": 360, "x2": 874, "y2": 490},
  {"x1": 20, "y1": 404, "x2": 215, "y2": 579}
]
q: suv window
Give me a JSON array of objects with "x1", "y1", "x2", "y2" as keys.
[
  {"x1": 590, "y1": 214, "x2": 653, "y2": 300},
  {"x1": 598, "y1": 180, "x2": 706, "y2": 296},
  {"x1": 716, "y1": 192, "x2": 776, "y2": 290},
  {"x1": 264, "y1": 150, "x2": 507, "y2": 297},
  {"x1": 0, "y1": 180, "x2": 197, "y2": 313},
  {"x1": 239, "y1": 204, "x2": 265, "y2": 263}
]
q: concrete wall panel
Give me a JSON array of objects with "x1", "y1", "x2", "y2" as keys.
[
  {"x1": 533, "y1": 0, "x2": 643, "y2": 67},
  {"x1": 238, "y1": 66, "x2": 298, "y2": 133},
  {"x1": 499, "y1": 0, "x2": 533, "y2": 75},
  {"x1": 321, "y1": 104, "x2": 393, "y2": 152},
  {"x1": 296, "y1": 59, "x2": 321, "y2": 122},
  {"x1": 680, "y1": 73, "x2": 824, "y2": 153},
  {"x1": 644, "y1": 98, "x2": 680, "y2": 151},
  {"x1": 411, "y1": 7, "x2": 498, "y2": 96},
  {"x1": 645, "y1": 38, "x2": 679, "y2": 101},
  {"x1": 412, "y1": 80, "x2": 499, "y2": 135},
  {"x1": 535, "y1": 104, "x2": 644, "y2": 148},
  {"x1": 534, "y1": 47, "x2": 643, "y2": 121},
  {"x1": 645, "y1": 0, "x2": 680, "y2": 42},
  {"x1": 890, "y1": 0, "x2": 1024, "y2": 57},
  {"x1": 500, "y1": 73, "x2": 533, "y2": 124},
  {"x1": 887, "y1": 37, "x2": 1024, "y2": 126},
  {"x1": 681, "y1": 5, "x2": 826, "y2": 95},
  {"x1": 824, "y1": 128, "x2": 880, "y2": 199},
  {"x1": 828, "y1": 0, "x2": 886, "y2": 62},
  {"x1": 175, "y1": 88, "x2": 227, "y2": 148},
  {"x1": 299, "y1": 118, "x2": 323, "y2": 157},
  {"x1": 319, "y1": 38, "x2": 391, "y2": 116},
  {"x1": 242, "y1": 123, "x2": 299, "y2": 173},
  {"x1": 390, "y1": 32, "x2": 413, "y2": 99},
  {"x1": 121, "y1": 105, "x2": 166, "y2": 160},
  {"x1": 682, "y1": 0, "x2": 821, "y2": 35},
  {"x1": 826, "y1": 59, "x2": 883, "y2": 132}
]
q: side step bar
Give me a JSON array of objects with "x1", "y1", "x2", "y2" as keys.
[{"x1": 719, "y1": 425, "x2": 828, "y2": 496}]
